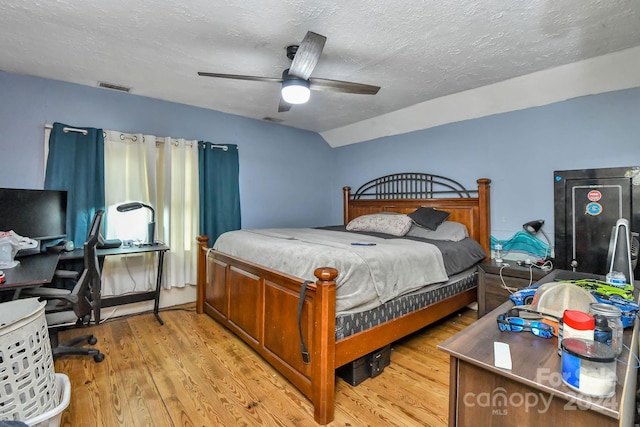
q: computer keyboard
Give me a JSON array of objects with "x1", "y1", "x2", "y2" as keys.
[{"x1": 15, "y1": 247, "x2": 41, "y2": 257}]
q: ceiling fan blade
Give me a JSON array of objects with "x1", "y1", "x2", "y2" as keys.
[
  {"x1": 278, "y1": 97, "x2": 293, "y2": 112},
  {"x1": 198, "y1": 72, "x2": 282, "y2": 84},
  {"x1": 288, "y1": 31, "x2": 326, "y2": 80},
  {"x1": 309, "y1": 77, "x2": 380, "y2": 95}
]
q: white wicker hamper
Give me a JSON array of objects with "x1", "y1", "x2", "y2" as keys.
[
  {"x1": 23, "y1": 373, "x2": 70, "y2": 427},
  {"x1": 0, "y1": 298, "x2": 58, "y2": 422}
]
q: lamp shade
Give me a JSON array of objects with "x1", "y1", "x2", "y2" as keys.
[
  {"x1": 116, "y1": 201, "x2": 156, "y2": 245},
  {"x1": 116, "y1": 202, "x2": 155, "y2": 222},
  {"x1": 117, "y1": 202, "x2": 147, "y2": 212},
  {"x1": 281, "y1": 78, "x2": 310, "y2": 104},
  {"x1": 523, "y1": 219, "x2": 553, "y2": 260},
  {"x1": 523, "y1": 219, "x2": 544, "y2": 234}
]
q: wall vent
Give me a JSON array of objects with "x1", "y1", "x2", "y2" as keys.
[{"x1": 98, "y1": 81, "x2": 131, "y2": 92}]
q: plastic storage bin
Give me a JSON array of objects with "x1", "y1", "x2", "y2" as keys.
[
  {"x1": 23, "y1": 373, "x2": 71, "y2": 427},
  {"x1": 0, "y1": 298, "x2": 58, "y2": 421}
]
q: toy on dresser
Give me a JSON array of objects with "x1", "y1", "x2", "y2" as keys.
[{"x1": 509, "y1": 280, "x2": 638, "y2": 328}]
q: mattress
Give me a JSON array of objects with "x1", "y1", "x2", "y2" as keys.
[
  {"x1": 335, "y1": 268, "x2": 477, "y2": 340},
  {"x1": 214, "y1": 227, "x2": 485, "y2": 316}
]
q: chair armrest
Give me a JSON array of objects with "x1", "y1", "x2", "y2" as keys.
[
  {"x1": 22, "y1": 286, "x2": 71, "y2": 298},
  {"x1": 54, "y1": 269, "x2": 80, "y2": 280}
]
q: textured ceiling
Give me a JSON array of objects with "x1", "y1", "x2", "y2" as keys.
[{"x1": 1, "y1": 0, "x2": 640, "y2": 144}]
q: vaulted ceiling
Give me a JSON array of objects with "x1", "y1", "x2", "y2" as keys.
[{"x1": 1, "y1": 0, "x2": 639, "y2": 146}]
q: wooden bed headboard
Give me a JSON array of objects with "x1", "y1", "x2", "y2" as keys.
[{"x1": 342, "y1": 173, "x2": 491, "y2": 258}]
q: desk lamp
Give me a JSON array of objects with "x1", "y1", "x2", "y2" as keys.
[
  {"x1": 523, "y1": 219, "x2": 553, "y2": 260},
  {"x1": 116, "y1": 202, "x2": 155, "y2": 245}
]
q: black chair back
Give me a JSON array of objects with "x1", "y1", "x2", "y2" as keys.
[{"x1": 70, "y1": 210, "x2": 104, "y2": 319}]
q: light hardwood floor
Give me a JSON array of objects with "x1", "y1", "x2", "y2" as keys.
[{"x1": 54, "y1": 304, "x2": 476, "y2": 426}]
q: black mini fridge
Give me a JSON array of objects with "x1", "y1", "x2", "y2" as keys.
[{"x1": 553, "y1": 166, "x2": 640, "y2": 276}]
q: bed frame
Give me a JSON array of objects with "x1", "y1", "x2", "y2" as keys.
[{"x1": 196, "y1": 173, "x2": 490, "y2": 424}]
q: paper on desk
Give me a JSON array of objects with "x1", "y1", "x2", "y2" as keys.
[{"x1": 494, "y1": 342, "x2": 512, "y2": 370}]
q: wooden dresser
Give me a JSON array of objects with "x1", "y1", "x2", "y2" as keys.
[{"x1": 439, "y1": 270, "x2": 638, "y2": 427}]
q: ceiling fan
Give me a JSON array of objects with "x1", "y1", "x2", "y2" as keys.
[{"x1": 198, "y1": 31, "x2": 381, "y2": 112}]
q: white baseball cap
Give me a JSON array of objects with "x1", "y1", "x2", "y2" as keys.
[{"x1": 520, "y1": 281, "x2": 597, "y2": 319}]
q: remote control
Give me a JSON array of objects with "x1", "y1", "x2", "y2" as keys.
[{"x1": 351, "y1": 242, "x2": 376, "y2": 246}]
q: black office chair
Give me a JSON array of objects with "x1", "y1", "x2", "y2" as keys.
[{"x1": 25, "y1": 210, "x2": 106, "y2": 363}]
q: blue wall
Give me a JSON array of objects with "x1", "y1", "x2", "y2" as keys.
[
  {"x1": 333, "y1": 88, "x2": 640, "y2": 240},
  {"x1": 2, "y1": 71, "x2": 639, "y2": 241},
  {"x1": 0, "y1": 71, "x2": 335, "y2": 230}
]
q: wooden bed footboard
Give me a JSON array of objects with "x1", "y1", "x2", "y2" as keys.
[
  {"x1": 195, "y1": 174, "x2": 491, "y2": 424},
  {"x1": 196, "y1": 236, "x2": 339, "y2": 424},
  {"x1": 196, "y1": 237, "x2": 478, "y2": 425}
]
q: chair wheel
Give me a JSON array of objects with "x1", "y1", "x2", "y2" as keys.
[
  {"x1": 88, "y1": 336, "x2": 98, "y2": 345},
  {"x1": 94, "y1": 353, "x2": 105, "y2": 363}
]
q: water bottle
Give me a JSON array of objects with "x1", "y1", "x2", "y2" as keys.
[
  {"x1": 593, "y1": 314, "x2": 613, "y2": 347},
  {"x1": 494, "y1": 243, "x2": 503, "y2": 263},
  {"x1": 590, "y1": 303, "x2": 623, "y2": 356}
]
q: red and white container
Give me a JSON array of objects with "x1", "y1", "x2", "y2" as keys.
[
  {"x1": 558, "y1": 310, "x2": 595, "y2": 355},
  {"x1": 564, "y1": 310, "x2": 595, "y2": 340}
]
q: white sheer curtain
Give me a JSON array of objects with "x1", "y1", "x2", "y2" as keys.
[{"x1": 102, "y1": 130, "x2": 199, "y2": 296}]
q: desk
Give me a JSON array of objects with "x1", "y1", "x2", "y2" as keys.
[
  {"x1": 0, "y1": 253, "x2": 60, "y2": 299},
  {"x1": 60, "y1": 243, "x2": 170, "y2": 325},
  {"x1": 438, "y1": 269, "x2": 637, "y2": 426}
]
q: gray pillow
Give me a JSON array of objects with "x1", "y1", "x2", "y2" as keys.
[
  {"x1": 346, "y1": 213, "x2": 413, "y2": 236},
  {"x1": 406, "y1": 221, "x2": 469, "y2": 241},
  {"x1": 408, "y1": 207, "x2": 450, "y2": 230}
]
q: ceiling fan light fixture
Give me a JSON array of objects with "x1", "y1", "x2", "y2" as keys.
[
  {"x1": 281, "y1": 78, "x2": 310, "y2": 104},
  {"x1": 198, "y1": 32, "x2": 380, "y2": 112}
]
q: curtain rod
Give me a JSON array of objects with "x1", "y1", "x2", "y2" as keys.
[
  {"x1": 64, "y1": 126, "x2": 87, "y2": 135},
  {"x1": 45, "y1": 123, "x2": 103, "y2": 137},
  {"x1": 199, "y1": 141, "x2": 230, "y2": 151},
  {"x1": 44, "y1": 124, "x2": 89, "y2": 135},
  {"x1": 45, "y1": 124, "x2": 233, "y2": 151}
]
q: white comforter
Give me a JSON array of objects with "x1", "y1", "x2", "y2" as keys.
[{"x1": 213, "y1": 228, "x2": 448, "y2": 315}]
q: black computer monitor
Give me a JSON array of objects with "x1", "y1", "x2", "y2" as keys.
[{"x1": 0, "y1": 188, "x2": 68, "y2": 241}]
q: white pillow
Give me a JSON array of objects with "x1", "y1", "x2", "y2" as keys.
[
  {"x1": 346, "y1": 213, "x2": 412, "y2": 236},
  {"x1": 405, "y1": 221, "x2": 469, "y2": 241}
]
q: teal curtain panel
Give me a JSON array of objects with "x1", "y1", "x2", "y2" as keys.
[
  {"x1": 198, "y1": 141, "x2": 241, "y2": 245},
  {"x1": 44, "y1": 122, "x2": 105, "y2": 248}
]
